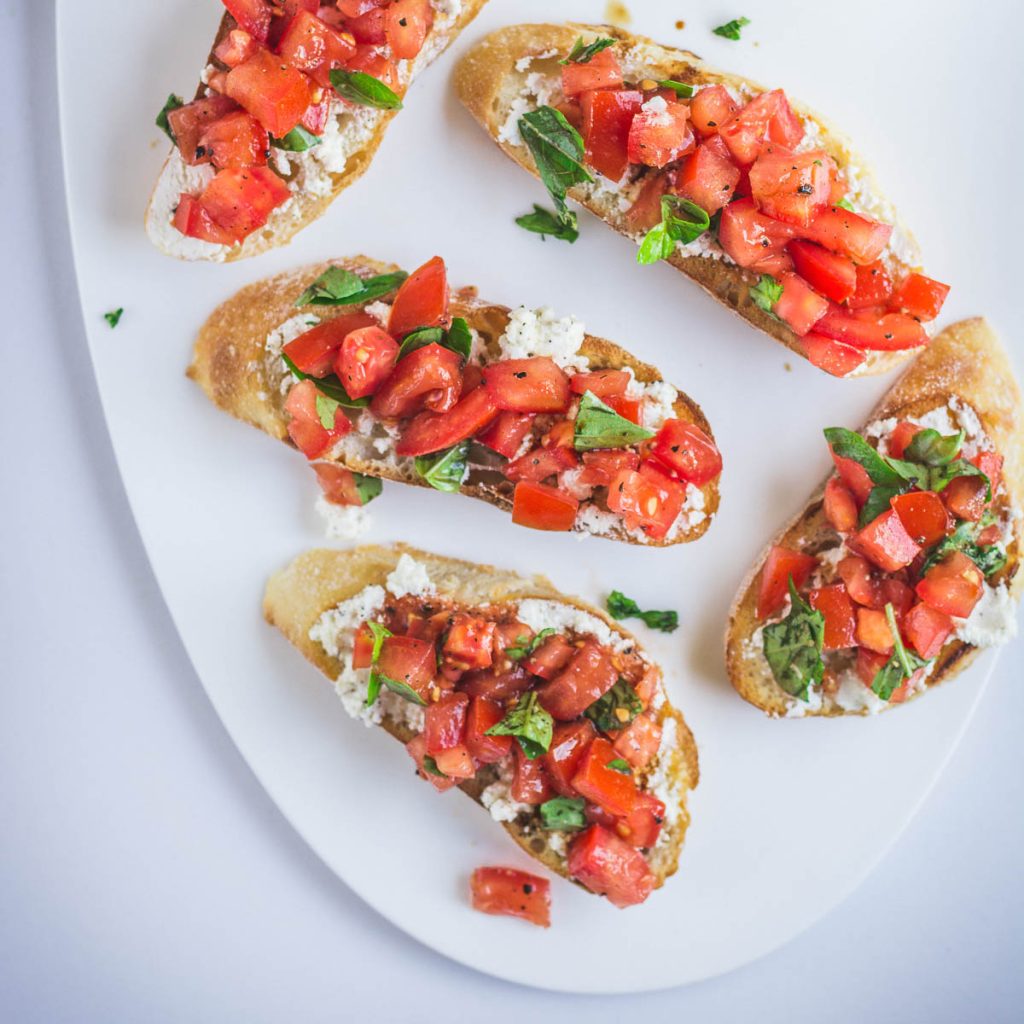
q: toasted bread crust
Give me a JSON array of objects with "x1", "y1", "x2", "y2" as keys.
[
  {"x1": 263, "y1": 544, "x2": 699, "y2": 890},
  {"x1": 188, "y1": 256, "x2": 721, "y2": 545},
  {"x1": 454, "y1": 22, "x2": 925, "y2": 377},
  {"x1": 145, "y1": 2, "x2": 488, "y2": 262},
  {"x1": 725, "y1": 319, "x2": 1024, "y2": 716}
]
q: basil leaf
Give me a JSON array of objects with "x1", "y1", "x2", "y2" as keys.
[
  {"x1": 904, "y1": 428, "x2": 964, "y2": 467},
  {"x1": 515, "y1": 203, "x2": 580, "y2": 242},
  {"x1": 295, "y1": 267, "x2": 407, "y2": 307},
  {"x1": 750, "y1": 274, "x2": 783, "y2": 315},
  {"x1": 373, "y1": 670, "x2": 427, "y2": 706},
  {"x1": 156, "y1": 94, "x2": 184, "y2": 142},
  {"x1": 607, "y1": 758, "x2": 632, "y2": 774},
  {"x1": 365, "y1": 671, "x2": 382, "y2": 707},
  {"x1": 398, "y1": 326, "x2": 444, "y2": 359},
  {"x1": 637, "y1": 195, "x2": 710, "y2": 265},
  {"x1": 928, "y1": 458, "x2": 990, "y2": 499},
  {"x1": 606, "y1": 590, "x2": 679, "y2": 633},
  {"x1": 281, "y1": 353, "x2": 370, "y2": 409},
  {"x1": 518, "y1": 106, "x2": 592, "y2": 223},
  {"x1": 367, "y1": 621, "x2": 392, "y2": 663},
  {"x1": 871, "y1": 603, "x2": 928, "y2": 700},
  {"x1": 354, "y1": 473, "x2": 383, "y2": 505},
  {"x1": 330, "y1": 69, "x2": 403, "y2": 109},
  {"x1": 834, "y1": 197, "x2": 855, "y2": 212},
  {"x1": 858, "y1": 485, "x2": 902, "y2": 529},
  {"x1": 485, "y1": 691, "x2": 554, "y2": 759},
  {"x1": 415, "y1": 441, "x2": 470, "y2": 492},
  {"x1": 560, "y1": 36, "x2": 616, "y2": 65},
  {"x1": 398, "y1": 319, "x2": 473, "y2": 362},
  {"x1": 505, "y1": 628, "x2": 556, "y2": 662},
  {"x1": 584, "y1": 678, "x2": 642, "y2": 732},
  {"x1": 104, "y1": 308, "x2": 124, "y2": 329},
  {"x1": 316, "y1": 392, "x2": 342, "y2": 430},
  {"x1": 573, "y1": 391, "x2": 654, "y2": 451},
  {"x1": 421, "y1": 754, "x2": 447, "y2": 778},
  {"x1": 823, "y1": 427, "x2": 925, "y2": 490},
  {"x1": 920, "y1": 519, "x2": 1007, "y2": 577},
  {"x1": 762, "y1": 577, "x2": 824, "y2": 701},
  {"x1": 271, "y1": 125, "x2": 321, "y2": 152},
  {"x1": 444, "y1": 318, "x2": 473, "y2": 361},
  {"x1": 657, "y1": 79, "x2": 696, "y2": 98},
  {"x1": 637, "y1": 221, "x2": 674, "y2": 265},
  {"x1": 539, "y1": 796, "x2": 587, "y2": 831},
  {"x1": 713, "y1": 16, "x2": 751, "y2": 41}
]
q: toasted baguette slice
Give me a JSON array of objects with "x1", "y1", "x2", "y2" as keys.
[
  {"x1": 189, "y1": 256, "x2": 721, "y2": 545},
  {"x1": 263, "y1": 543, "x2": 699, "y2": 896},
  {"x1": 726, "y1": 319, "x2": 1023, "y2": 717},
  {"x1": 145, "y1": 1, "x2": 487, "y2": 262},
  {"x1": 455, "y1": 22, "x2": 926, "y2": 376}
]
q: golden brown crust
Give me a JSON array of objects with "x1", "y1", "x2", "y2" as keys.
[
  {"x1": 454, "y1": 22, "x2": 924, "y2": 376},
  {"x1": 263, "y1": 544, "x2": 699, "y2": 891},
  {"x1": 725, "y1": 319, "x2": 1024, "y2": 717},
  {"x1": 189, "y1": 257, "x2": 721, "y2": 545}
]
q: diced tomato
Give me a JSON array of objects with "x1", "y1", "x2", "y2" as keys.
[
  {"x1": 434, "y1": 744, "x2": 475, "y2": 779},
  {"x1": 718, "y1": 198, "x2": 797, "y2": 274},
  {"x1": 464, "y1": 697, "x2": 512, "y2": 764},
  {"x1": 405, "y1": 733, "x2": 457, "y2": 791},
  {"x1": 802, "y1": 333, "x2": 866, "y2": 377},
  {"x1": 167, "y1": 95, "x2": 239, "y2": 165},
  {"x1": 625, "y1": 170, "x2": 672, "y2": 232},
  {"x1": 813, "y1": 307, "x2": 927, "y2": 351},
  {"x1": 689, "y1": 83, "x2": 738, "y2": 137},
  {"x1": 903, "y1": 602, "x2": 953, "y2": 659},
  {"x1": 370, "y1": 343, "x2": 462, "y2": 419},
  {"x1": 442, "y1": 615, "x2": 496, "y2": 671},
  {"x1": 543, "y1": 720, "x2": 596, "y2": 796},
  {"x1": 337, "y1": 0, "x2": 385, "y2": 16},
  {"x1": 483, "y1": 357, "x2": 571, "y2": 414},
  {"x1": 881, "y1": 578, "x2": 914, "y2": 618},
  {"x1": 887, "y1": 421, "x2": 920, "y2": 460},
  {"x1": 511, "y1": 481, "x2": 579, "y2": 532},
  {"x1": 577, "y1": 449, "x2": 639, "y2": 487},
  {"x1": 542, "y1": 419, "x2": 575, "y2": 449},
  {"x1": 891, "y1": 491, "x2": 951, "y2": 545},
  {"x1": 837, "y1": 555, "x2": 883, "y2": 609},
  {"x1": 800, "y1": 206, "x2": 893, "y2": 266},
  {"x1": 756, "y1": 546, "x2": 817, "y2": 619},
  {"x1": 383, "y1": 0, "x2": 433, "y2": 60},
  {"x1": 774, "y1": 272, "x2": 829, "y2": 336},
  {"x1": 511, "y1": 745, "x2": 552, "y2": 805},
  {"x1": 855, "y1": 648, "x2": 892, "y2": 690},
  {"x1": 300, "y1": 95, "x2": 332, "y2": 133},
  {"x1": 672, "y1": 139, "x2": 741, "y2": 214},
  {"x1": 377, "y1": 635, "x2": 436, "y2": 701},
  {"x1": 612, "y1": 714, "x2": 662, "y2": 770},
  {"x1": 470, "y1": 867, "x2": 551, "y2": 928},
  {"x1": 538, "y1": 640, "x2": 617, "y2": 721},
  {"x1": 854, "y1": 508, "x2": 921, "y2": 572},
  {"x1": 223, "y1": 0, "x2": 273, "y2": 42},
  {"x1": 648, "y1": 419, "x2": 722, "y2": 485},
  {"x1": 475, "y1": 410, "x2": 533, "y2": 458},
  {"x1": 333, "y1": 324, "x2": 399, "y2": 399},
  {"x1": 607, "y1": 466, "x2": 684, "y2": 539},
  {"x1": 719, "y1": 89, "x2": 803, "y2": 165},
  {"x1": 424, "y1": 692, "x2": 469, "y2": 755},
  {"x1": 561, "y1": 47, "x2": 623, "y2": 97},
  {"x1": 916, "y1": 552, "x2": 985, "y2": 618},
  {"x1": 571, "y1": 737, "x2": 641, "y2": 818},
  {"x1": 461, "y1": 665, "x2": 531, "y2": 702},
  {"x1": 345, "y1": 43, "x2": 400, "y2": 92},
  {"x1": 889, "y1": 273, "x2": 950, "y2": 322},
  {"x1": 620, "y1": 791, "x2": 666, "y2": 849},
  {"x1": 197, "y1": 110, "x2": 269, "y2": 169},
  {"x1": 581, "y1": 89, "x2": 643, "y2": 181},
  {"x1": 345, "y1": 8, "x2": 386, "y2": 44},
  {"x1": 284, "y1": 311, "x2": 377, "y2": 376},
  {"x1": 225, "y1": 48, "x2": 312, "y2": 136},
  {"x1": 570, "y1": 369, "x2": 630, "y2": 400},
  {"x1": 971, "y1": 451, "x2": 1003, "y2": 491},
  {"x1": 313, "y1": 462, "x2": 371, "y2": 506},
  {"x1": 977, "y1": 524, "x2": 1002, "y2": 546},
  {"x1": 847, "y1": 260, "x2": 893, "y2": 309},
  {"x1": 943, "y1": 475, "x2": 988, "y2": 522},
  {"x1": 567, "y1": 825, "x2": 656, "y2": 908},
  {"x1": 194, "y1": 165, "x2": 291, "y2": 243},
  {"x1": 824, "y1": 477, "x2": 858, "y2": 533},
  {"x1": 524, "y1": 634, "x2": 575, "y2": 681},
  {"x1": 215, "y1": 28, "x2": 259, "y2": 67},
  {"x1": 830, "y1": 449, "x2": 873, "y2": 504},
  {"x1": 607, "y1": 395, "x2": 642, "y2": 424},
  {"x1": 809, "y1": 584, "x2": 857, "y2": 650},
  {"x1": 749, "y1": 147, "x2": 833, "y2": 226},
  {"x1": 386, "y1": 256, "x2": 448, "y2": 337},
  {"x1": 277, "y1": 10, "x2": 356, "y2": 89},
  {"x1": 627, "y1": 98, "x2": 695, "y2": 168},
  {"x1": 787, "y1": 240, "x2": 857, "y2": 303},
  {"x1": 283, "y1": 378, "x2": 350, "y2": 457},
  {"x1": 395, "y1": 386, "x2": 498, "y2": 457},
  {"x1": 172, "y1": 195, "x2": 237, "y2": 245},
  {"x1": 855, "y1": 607, "x2": 894, "y2": 654},
  {"x1": 504, "y1": 445, "x2": 578, "y2": 483},
  {"x1": 351, "y1": 621, "x2": 375, "y2": 669}
]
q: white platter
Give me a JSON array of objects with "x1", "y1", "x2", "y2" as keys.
[{"x1": 58, "y1": 0, "x2": 1017, "y2": 993}]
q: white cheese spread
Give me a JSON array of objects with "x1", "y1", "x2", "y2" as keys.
[
  {"x1": 385, "y1": 554, "x2": 435, "y2": 599},
  {"x1": 498, "y1": 307, "x2": 589, "y2": 370},
  {"x1": 315, "y1": 496, "x2": 372, "y2": 540},
  {"x1": 955, "y1": 583, "x2": 1018, "y2": 647},
  {"x1": 515, "y1": 600, "x2": 633, "y2": 654}
]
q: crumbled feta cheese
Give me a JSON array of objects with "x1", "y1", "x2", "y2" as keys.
[
  {"x1": 831, "y1": 673, "x2": 888, "y2": 715},
  {"x1": 639, "y1": 381, "x2": 679, "y2": 430},
  {"x1": 955, "y1": 584, "x2": 1018, "y2": 647},
  {"x1": 498, "y1": 307, "x2": 588, "y2": 370},
  {"x1": 783, "y1": 685, "x2": 825, "y2": 717},
  {"x1": 310, "y1": 586, "x2": 387, "y2": 661},
  {"x1": 645, "y1": 717, "x2": 681, "y2": 844},
  {"x1": 315, "y1": 496, "x2": 372, "y2": 540},
  {"x1": 146, "y1": 157, "x2": 230, "y2": 262},
  {"x1": 573, "y1": 504, "x2": 621, "y2": 538},
  {"x1": 363, "y1": 300, "x2": 391, "y2": 324},
  {"x1": 680, "y1": 484, "x2": 707, "y2": 529},
  {"x1": 480, "y1": 778, "x2": 532, "y2": 822},
  {"x1": 640, "y1": 94, "x2": 671, "y2": 125},
  {"x1": 560, "y1": 467, "x2": 594, "y2": 501},
  {"x1": 497, "y1": 95, "x2": 532, "y2": 145},
  {"x1": 544, "y1": 832, "x2": 568, "y2": 857},
  {"x1": 385, "y1": 554, "x2": 435, "y2": 599},
  {"x1": 515, "y1": 600, "x2": 632, "y2": 653}
]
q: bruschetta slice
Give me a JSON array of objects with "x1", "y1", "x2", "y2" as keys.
[
  {"x1": 145, "y1": 0, "x2": 486, "y2": 262},
  {"x1": 189, "y1": 255, "x2": 722, "y2": 545},
  {"x1": 264, "y1": 543, "x2": 699, "y2": 906},
  {"x1": 454, "y1": 23, "x2": 950, "y2": 378},
  {"x1": 726, "y1": 319, "x2": 1022, "y2": 717}
]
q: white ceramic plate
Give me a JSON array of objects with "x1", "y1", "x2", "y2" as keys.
[{"x1": 58, "y1": 0, "x2": 1017, "y2": 994}]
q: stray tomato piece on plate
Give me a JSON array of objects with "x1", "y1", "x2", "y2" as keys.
[{"x1": 470, "y1": 867, "x2": 551, "y2": 928}]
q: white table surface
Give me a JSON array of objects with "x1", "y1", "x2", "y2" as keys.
[{"x1": 3, "y1": 4, "x2": 1022, "y2": 1020}]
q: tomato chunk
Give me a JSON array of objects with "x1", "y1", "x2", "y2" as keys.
[
  {"x1": 607, "y1": 464, "x2": 686, "y2": 540},
  {"x1": 719, "y1": 89, "x2": 803, "y2": 165},
  {"x1": 475, "y1": 410, "x2": 533, "y2": 458},
  {"x1": 581, "y1": 89, "x2": 644, "y2": 181},
  {"x1": 434, "y1": 744, "x2": 475, "y2": 779},
  {"x1": 465, "y1": 697, "x2": 513, "y2": 764},
  {"x1": 856, "y1": 607, "x2": 894, "y2": 655},
  {"x1": 890, "y1": 273, "x2": 950, "y2": 322},
  {"x1": 813, "y1": 308, "x2": 927, "y2": 351},
  {"x1": 887, "y1": 421, "x2": 920, "y2": 460},
  {"x1": 891, "y1": 491, "x2": 951, "y2": 545},
  {"x1": 544, "y1": 719, "x2": 596, "y2": 796},
  {"x1": 511, "y1": 481, "x2": 579, "y2": 532},
  {"x1": 504, "y1": 445, "x2": 578, "y2": 483},
  {"x1": 370, "y1": 343, "x2": 462, "y2": 419},
  {"x1": 627, "y1": 97, "x2": 695, "y2": 168},
  {"x1": 384, "y1": 0, "x2": 433, "y2": 60},
  {"x1": 470, "y1": 867, "x2": 551, "y2": 928},
  {"x1": 787, "y1": 240, "x2": 857, "y2": 303},
  {"x1": 538, "y1": 640, "x2": 617, "y2": 721},
  {"x1": 442, "y1": 615, "x2": 496, "y2": 671},
  {"x1": 167, "y1": 95, "x2": 239, "y2": 165},
  {"x1": 376, "y1": 635, "x2": 436, "y2": 701},
  {"x1": 809, "y1": 584, "x2": 857, "y2": 650},
  {"x1": 424, "y1": 692, "x2": 469, "y2": 755},
  {"x1": 837, "y1": 555, "x2": 883, "y2": 609},
  {"x1": 195, "y1": 165, "x2": 291, "y2": 243},
  {"x1": 801, "y1": 333, "x2": 866, "y2": 377},
  {"x1": 620, "y1": 791, "x2": 666, "y2": 849},
  {"x1": 612, "y1": 714, "x2": 662, "y2": 770},
  {"x1": 916, "y1": 552, "x2": 985, "y2": 618},
  {"x1": 570, "y1": 369, "x2": 631, "y2": 400},
  {"x1": 334, "y1": 325, "x2": 399, "y2": 399},
  {"x1": 824, "y1": 477, "x2": 858, "y2": 533},
  {"x1": 567, "y1": 825, "x2": 656, "y2": 908},
  {"x1": 847, "y1": 260, "x2": 892, "y2": 309},
  {"x1": 689, "y1": 83, "x2": 738, "y2": 137},
  {"x1": 197, "y1": 110, "x2": 269, "y2": 169},
  {"x1": 648, "y1": 419, "x2": 722, "y2": 485},
  {"x1": 572, "y1": 737, "x2": 642, "y2": 818},
  {"x1": 942, "y1": 475, "x2": 988, "y2": 522},
  {"x1": 524, "y1": 633, "x2": 575, "y2": 681},
  {"x1": 578, "y1": 449, "x2": 639, "y2": 487},
  {"x1": 800, "y1": 206, "x2": 893, "y2": 266},
  {"x1": 395, "y1": 386, "x2": 498, "y2": 457},
  {"x1": 225, "y1": 48, "x2": 313, "y2": 136},
  {"x1": 387, "y1": 256, "x2": 449, "y2": 338},
  {"x1": 673, "y1": 138, "x2": 741, "y2": 214},
  {"x1": 405, "y1": 733, "x2": 457, "y2": 791},
  {"x1": 718, "y1": 198, "x2": 797, "y2": 275},
  {"x1": 284, "y1": 311, "x2": 377, "y2": 377},
  {"x1": 277, "y1": 10, "x2": 356, "y2": 89},
  {"x1": 749, "y1": 147, "x2": 833, "y2": 226},
  {"x1": 283, "y1": 378, "x2": 350, "y2": 458},
  {"x1": 774, "y1": 272, "x2": 829, "y2": 336},
  {"x1": 223, "y1": 0, "x2": 273, "y2": 42},
  {"x1": 756, "y1": 546, "x2": 817, "y2": 619},
  {"x1": 830, "y1": 450, "x2": 873, "y2": 504},
  {"x1": 902, "y1": 602, "x2": 952, "y2": 659},
  {"x1": 561, "y1": 47, "x2": 623, "y2": 97},
  {"x1": 972, "y1": 451, "x2": 1003, "y2": 491},
  {"x1": 511, "y1": 745, "x2": 553, "y2": 804},
  {"x1": 853, "y1": 508, "x2": 921, "y2": 572},
  {"x1": 484, "y1": 357, "x2": 571, "y2": 413}
]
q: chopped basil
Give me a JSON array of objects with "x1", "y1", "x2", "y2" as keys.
[
  {"x1": 363, "y1": 622, "x2": 393, "y2": 708},
  {"x1": 584, "y1": 678, "x2": 642, "y2": 732},
  {"x1": 372, "y1": 670, "x2": 427, "y2": 706},
  {"x1": 103, "y1": 308, "x2": 124, "y2": 329},
  {"x1": 505, "y1": 628, "x2": 556, "y2": 662},
  {"x1": 573, "y1": 391, "x2": 654, "y2": 451},
  {"x1": 414, "y1": 441, "x2": 470, "y2": 492},
  {"x1": 920, "y1": 517, "x2": 1007, "y2": 577},
  {"x1": 871, "y1": 603, "x2": 929, "y2": 700},
  {"x1": 834, "y1": 197, "x2": 855, "y2": 212},
  {"x1": 156, "y1": 94, "x2": 184, "y2": 142},
  {"x1": 485, "y1": 691, "x2": 554, "y2": 759},
  {"x1": 762, "y1": 577, "x2": 824, "y2": 701},
  {"x1": 904, "y1": 428, "x2": 965, "y2": 467},
  {"x1": 315, "y1": 392, "x2": 342, "y2": 429},
  {"x1": 329, "y1": 69, "x2": 403, "y2": 109},
  {"x1": 398, "y1": 326, "x2": 444, "y2": 358},
  {"x1": 271, "y1": 125, "x2": 321, "y2": 151},
  {"x1": 444, "y1": 318, "x2": 473, "y2": 361},
  {"x1": 750, "y1": 274, "x2": 783, "y2": 315},
  {"x1": 606, "y1": 590, "x2": 679, "y2": 633},
  {"x1": 515, "y1": 203, "x2": 580, "y2": 242},
  {"x1": 398, "y1": 317, "x2": 472, "y2": 362},
  {"x1": 929, "y1": 458, "x2": 990, "y2": 498},
  {"x1": 656, "y1": 79, "x2": 696, "y2": 98},
  {"x1": 713, "y1": 16, "x2": 751, "y2": 41},
  {"x1": 354, "y1": 474, "x2": 383, "y2": 505},
  {"x1": 294, "y1": 266, "x2": 407, "y2": 307},
  {"x1": 607, "y1": 758, "x2": 632, "y2": 774},
  {"x1": 539, "y1": 796, "x2": 587, "y2": 831},
  {"x1": 560, "y1": 36, "x2": 617, "y2": 65},
  {"x1": 518, "y1": 106, "x2": 593, "y2": 235},
  {"x1": 637, "y1": 195, "x2": 711, "y2": 265},
  {"x1": 421, "y1": 754, "x2": 447, "y2": 777},
  {"x1": 282, "y1": 352, "x2": 370, "y2": 409}
]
